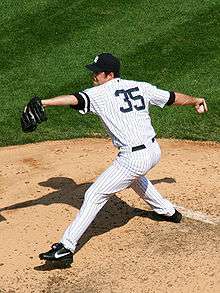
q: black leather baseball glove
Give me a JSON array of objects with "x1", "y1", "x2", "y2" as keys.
[{"x1": 21, "y1": 96, "x2": 47, "y2": 132}]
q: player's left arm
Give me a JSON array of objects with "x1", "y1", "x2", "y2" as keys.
[
  {"x1": 42, "y1": 91, "x2": 93, "y2": 114},
  {"x1": 41, "y1": 95, "x2": 79, "y2": 107},
  {"x1": 171, "y1": 92, "x2": 208, "y2": 113},
  {"x1": 21, "y1": 94, "x2": 82, "y2": 133}
]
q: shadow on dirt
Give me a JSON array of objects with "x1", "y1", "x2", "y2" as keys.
[
  {"x1": 1, "y1": 176, "x2": 176, "y2": 271},
  {"x1": 34, "y1": 259, "x2": 73, "y2": 271},
  {"x1": 0, "y1": 177, "x2": 176, "y2": 214},
  {"x1": 0, "y1": 214, "x2": 6, "y2": 222}
]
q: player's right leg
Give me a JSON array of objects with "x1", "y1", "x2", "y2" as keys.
[{"x1": 131, "y1": 176, "x2": 182, "y2": 222}]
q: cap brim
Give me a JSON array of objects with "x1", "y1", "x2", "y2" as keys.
[{"x1": 85, "y1": 63, "x2": 103, "y2": 72}]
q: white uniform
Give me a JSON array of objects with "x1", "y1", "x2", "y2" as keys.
[{"x1": 61, "y1": 78, "x2": 175, "y2": 252}]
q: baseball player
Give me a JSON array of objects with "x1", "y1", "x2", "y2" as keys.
[{"x1": 21, "y1": 53, "x2": 208, "y2": 265}]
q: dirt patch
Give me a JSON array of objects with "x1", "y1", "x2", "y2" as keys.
[{"x1": 0, "y1": 138, "x2": 219, "y2": 293}]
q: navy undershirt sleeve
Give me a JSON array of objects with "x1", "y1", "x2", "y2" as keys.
[
  {"x1": 166, "y1": 92, "x2": 176, "y2": 106},
  {"x1": 70, "y1": 93, "x2": 85, "y2": 110}
]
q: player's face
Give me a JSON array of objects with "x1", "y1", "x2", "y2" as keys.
[{"x1": 92, "y1": 72, "x2": 113, "y2": 86}]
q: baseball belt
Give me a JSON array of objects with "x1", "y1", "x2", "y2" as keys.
[{"x1": 131, "y1": 137, "x2": 156, "y2": 152}]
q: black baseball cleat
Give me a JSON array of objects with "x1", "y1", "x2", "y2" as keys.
[
  {"x1": 156, "y1": 209, "x2": 182, "y2": 223},
  {"x1": 39, "y1": 243, "x2": 73, "y2": 264}
]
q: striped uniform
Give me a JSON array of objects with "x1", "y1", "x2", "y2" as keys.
[{"x1": 61, "y1": 78, "x2": 175, "y2": 252}]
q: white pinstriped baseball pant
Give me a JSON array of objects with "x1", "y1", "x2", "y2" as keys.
[{"x1": 61, "y1": 140, "x2": 175, "y2": 252}]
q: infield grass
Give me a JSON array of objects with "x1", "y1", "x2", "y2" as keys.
[{"x1": 0, "y1": 0, "x2": 219, "y2": 146}]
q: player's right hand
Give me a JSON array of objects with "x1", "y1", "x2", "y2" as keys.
[{"x1": 195, "y1": 98, "x2": 208, "y2": 114}]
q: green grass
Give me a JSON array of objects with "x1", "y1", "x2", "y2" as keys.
[{"x1": 0, "y1": 0, "x2": 219, "y2": 146}]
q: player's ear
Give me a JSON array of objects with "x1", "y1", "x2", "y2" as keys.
[{"x1": 106, "y1": 72, "x2": 114, "y2": 80}]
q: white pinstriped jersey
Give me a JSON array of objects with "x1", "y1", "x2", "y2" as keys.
[
  {"x1": 61, "y1": 78, "x2": 176, "y2": 252},
  {"x1": 78, "y1": 78, "x2": 170, "y2": 149}
]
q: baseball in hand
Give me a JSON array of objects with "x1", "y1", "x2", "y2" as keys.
[{"x1": 197, "y1": 104, "x2": 205, "y2": 113}]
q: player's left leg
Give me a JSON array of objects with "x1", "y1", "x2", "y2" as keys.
[
  {"x1": 39, "y1": 159, "x2": 134, "y2": 262},
  {"x1": 59, "y1": 159, "x2": 136, "y2": 253}
]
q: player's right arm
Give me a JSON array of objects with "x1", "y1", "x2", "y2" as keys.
[
  {"x1": 143, "y1": 82, "x2": 208, "y2": 114},
  {"x1": 173, "y1": 92, "x2": 208, "y2": 113}
]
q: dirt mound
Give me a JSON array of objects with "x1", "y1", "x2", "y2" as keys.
[{"x1": 0, "y1": 138, "x2": 219, "y2": 292}]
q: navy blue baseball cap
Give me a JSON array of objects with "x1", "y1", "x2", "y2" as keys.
[{"x1": 85, "y1": 53, "x2": 120, "y2": 73}]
